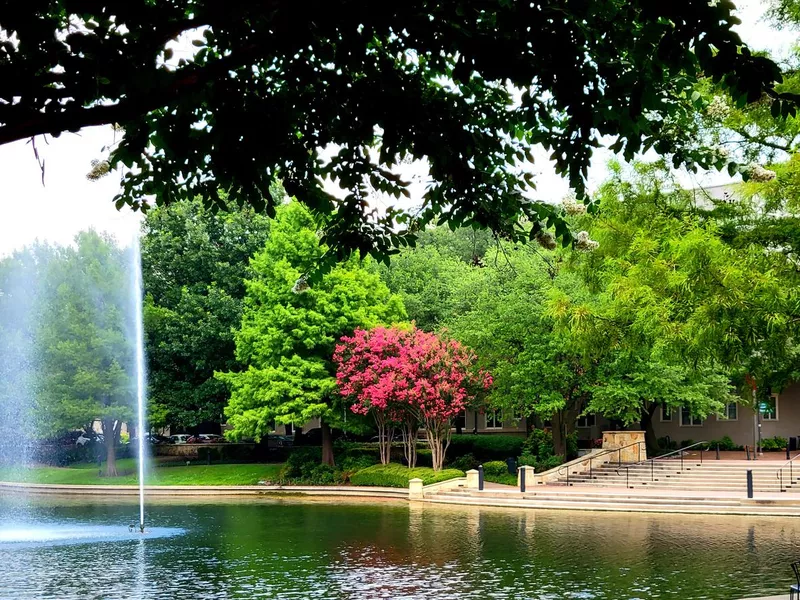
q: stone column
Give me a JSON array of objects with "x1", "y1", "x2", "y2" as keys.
[
  {"x1": 602, "y1": 431, "x2": 646, "y2": 463},
  {"x1": 409, "y1": 477, "x2": 424, "y2": 500},
  {"x1": 517, "y1": 465, "x2": 535, "y2": 488},
  {"x1": 465, "y1": 469, "x2": 480, "y2": 489}
]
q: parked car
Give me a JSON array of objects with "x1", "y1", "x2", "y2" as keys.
[
  {"x1": 187, "y1": 434, "x2": 226, "y2": 444},
  {"x1": 132, "y1": 433, "x2": 169, "y2": 445},
  {"x1": 169, "y1": 434, "x2": 191, "y2": 445}
]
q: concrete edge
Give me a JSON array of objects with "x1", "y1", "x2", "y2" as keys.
[
  {"x1": 0, "y1": 481, "x2": 408, "y2": 499},
  {"x1": 5, "y1": 480, "x2": 800, "y2": 517}
]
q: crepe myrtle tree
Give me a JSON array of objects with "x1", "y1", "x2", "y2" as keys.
[
  {"x1": 335, "y1": 325, "x2": 490, "y2": 471},
  {"x1": 2, "y1": 1, "x2": 797, "y2": 271}
]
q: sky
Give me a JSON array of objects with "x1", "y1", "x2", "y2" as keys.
[{"x1": 0, "y1": 1, "x2": 796, "y2": 256}]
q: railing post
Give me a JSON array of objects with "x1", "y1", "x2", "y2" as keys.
[
  {"x1": 651, "y1": 459, "x2": 654, "y2": 482},
  {"x1": 745, "y1": 446, "x2": 750, "y2": 461},
  {"x1": 747, "y1": 469, "x2": 753, "y2": 498},
  {"x1": 618, "y1": 448, "x2": 621, "y2": 467},
  {"x1": 788, "y1": 446, "x2": 791, "y2": 461},
  {"x1": 478, "y1": 464, "x2": 484, "y2": 491},
  {"x1": 626, "y1": 467, "x2": 629, "y2": 489},
  {"x1": 716, "y1": 444, "x2": 720, "y2": 460},
  {"x1": 680, "y1": 450, "x2": 684, "y2": 472},
  {"x1": 589, "y1": 457, "x2": 593, "y2": 480},
  {"x1": 519, "y1": 466, "x2": 526, "y2": 493},
  {"x1": 780, "y1": 469, "x2": 783, "y2": 493},
  {"x1": 700, "y1": 447, "x2": 703, "y2": 464}
]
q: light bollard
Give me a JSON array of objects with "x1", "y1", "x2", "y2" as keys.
[
  {"x1": 519, "y1": 466, "x2": 526, "y2": 493},
  {"x1": 478, "y1": 464, "x2": 484, "y2": 491},
  {"x1": 746, "y1": 469, "x2": 754, "y2": 499}
]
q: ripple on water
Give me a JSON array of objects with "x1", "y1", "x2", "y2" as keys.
[{"x1": 0, "y1": 523, "x2": 184, "y2": 548}]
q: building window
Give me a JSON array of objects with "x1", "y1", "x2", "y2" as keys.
[
  {"x1": 453, "y1": 411, "x2": 466, "y2": 430},
  {"x1": 760, "y1": 396, "x2": 778, "y2": 421},
  {"x1": 661, "y1": 406, "x2": 673, "y2": 422},
  {"x1": 720, "y1": 402, "x2": 738, "y2": 421},
  {"x1": 485, "y1": 410, "x2": 502, "y2": 429},
  {"x1": 284, "y1": 422, "x2": 294, "y2": 436},
  {"x1": 680, "y1": 408, "x2": 703, "y2": 427},
  {"x1": 577, "y1": 413, "x2": 596, "y2": 428}
]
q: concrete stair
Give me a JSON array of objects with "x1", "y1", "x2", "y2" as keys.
[
  {"x1": 550, "y1": 459, "x2": 797, "y2": 493},
  {"x1": 426, "y1": 487, "x2": 800, "y2": 515}
]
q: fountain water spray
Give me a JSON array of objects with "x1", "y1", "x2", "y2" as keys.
[{"x1": 132, "y1": 236, "x2": 146, "y2": 533}]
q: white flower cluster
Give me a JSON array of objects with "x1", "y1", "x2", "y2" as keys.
[
  {"x1": 706, "y1": 95, "x2": 731, "y2": 121},
  {"x1": 710, "y1": 145, "x2": 730, "y2": 160},
  {"x1": 86, "y1": 159, "x2": 111, "y2": 181},
  {"x1": 745, "y1": 163, "x2": 777, "y2": 183},
  {"x1": 562, "y1": 193, "x2": 587, "y2": 216},
  {"x1": 292, "y1": 276, "x2": 310, "y2": 294},
  {"x1": 575, "y1": 231, "x2": 599, "y2": 252},
  {"x1": 535, "y1": 230, "x2": 557, "y2": 250}
]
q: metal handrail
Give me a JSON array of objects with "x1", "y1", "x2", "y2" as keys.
[
  {"x1": 776, "y1": 452, "x2": 800, "y2": 491},
  {"x1": 615, "y1": 440, "x2": 709, "y2": 488},
  {"x1": 557, "y1": 440, "x2": 646, "y2": 486}
]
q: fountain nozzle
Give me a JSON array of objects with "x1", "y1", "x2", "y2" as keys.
[{"x1": 139, "y1": 522, "x2": 145, "y2": 534}]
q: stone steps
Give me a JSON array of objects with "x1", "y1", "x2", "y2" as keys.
[{"x1": 425, "y1": 492, "x2": 800, "y2": 516}]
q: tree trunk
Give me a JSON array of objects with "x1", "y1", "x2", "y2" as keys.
[
  {"x1": 425, "y1": 417, "x2": 452, "y2": 472},
  {"x1": 321, "y1": 421, "x2": 335, "y2": 466},
  {"x1": 552, "y1": 407, "x2": 580, "y2": 459},
  {"x1": 102, "y1": 419, "x2": 118, "y2": 477},
  {"x1": 373, "y1": 411, "x2": 392, "y2": 465},
  {"x1": 400, "y1": 415, "x2": 419, "y2": 468},
  {"x1": 640, "y1": 402, "x2": 660, "y2": 456}
]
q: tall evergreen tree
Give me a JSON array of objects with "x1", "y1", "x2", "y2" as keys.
[{"x1": 218, "y1": 201, "x2": 405, "y2": 465}]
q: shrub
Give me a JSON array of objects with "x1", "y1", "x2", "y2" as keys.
[
  {"x1": 482, "y1": 461, "x2": 509, "y2": 477},
  {"x1": 701, "y1": 436, "x2": 740, "y2": 452},
  {"x1": 761, "y1": 436, "x2": 787, "y2": 451},
  {"x1": 657, "y1": 437, "x2": 678, "y2": 451},
  {"x1": 521, "y1": 429, "x2": 553, "y2": 460},
  {"x1": 197, "y1": 444, "x2": 256, "y2": 464},
  {"x1": 534, "y1": 455, "x2": 564, "y2": 473},
  {"x1": 449, "y1": 453, "x2": 479, "y2": 472},
  {"x1": 518, "y1": 453, "x2": 537, "y2": 468},
  {"x1": 448, "y1": 434, "x2": 524, "y2": 461},
  {"x1": 679, "y1": 439, "x2": 694, "y2": 449},
  {"x1": 350, "y1": 464, "x2": 464, "y2": 487}
]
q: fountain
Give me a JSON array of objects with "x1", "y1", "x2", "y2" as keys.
[
  {"x1": 0, "y1": 233, "x2": 180, "y2": 546},
  {"x1": 132, "y1": 235, "x2": 147, "y2": 534}
]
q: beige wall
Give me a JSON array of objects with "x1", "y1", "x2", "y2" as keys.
[{"x1": 650, "y1": 383, "x2": 800, "y2": 447}]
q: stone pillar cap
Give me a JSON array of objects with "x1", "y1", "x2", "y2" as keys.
[{"x1": 409, "y1": 478, "x2": 424, "y2": 482}]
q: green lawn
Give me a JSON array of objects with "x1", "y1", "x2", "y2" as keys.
[{"x1": 0, "y1": 460, "x2": 284, "y2": 486}]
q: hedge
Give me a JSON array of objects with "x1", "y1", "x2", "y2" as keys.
[
  {"x1": 447, "y1": 434, "x2": 525, "y2": 461},
  {"x1": 350, "y1": 464, "x2": 464, "y2": 488}
]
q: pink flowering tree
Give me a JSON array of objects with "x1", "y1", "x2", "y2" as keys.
[
  {"x1": 335, "y1": 325, "x2": 491, "y2": 471},
  {"x1": 406, "y1": 331, "x2": 492, "y2": 471},
  {"x1": 334, "y1": 327, "x2": 413, "y2": 465}
]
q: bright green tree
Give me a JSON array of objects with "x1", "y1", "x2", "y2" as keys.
[
  {"x1": 141, "y1": 198, "x2": 271, "y2": 430},
  {"x1": 36, "y1": 231, "x2": 134, "y2": 476},
  {"x1": 446, "y1": 244, "x2": 599, "y2": 458},
  {"x1": 551, "y1": 161, "x2": 799, "y2": 442},
  {"x1": 218, "y1": 201, "x2": 405, "y2": 465}
]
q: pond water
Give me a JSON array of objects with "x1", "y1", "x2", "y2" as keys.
[{"x1": 0, "y1": 495, "x2": 797, "y2": 599}]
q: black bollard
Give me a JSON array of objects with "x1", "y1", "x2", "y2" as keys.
[
  {"x1": 478, "y1": 464, "x2": 484, "y2": 491},
  {"x1": 519, "y1": 467, "x2": 526, "y2": 493},
  {"x1": 747, "y1": 469, "x2": 754, "y2": 498}
]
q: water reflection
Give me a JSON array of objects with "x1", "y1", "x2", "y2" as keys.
[{"x1": 0, "y1": 496, "x2": 796, "y2": 599}]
